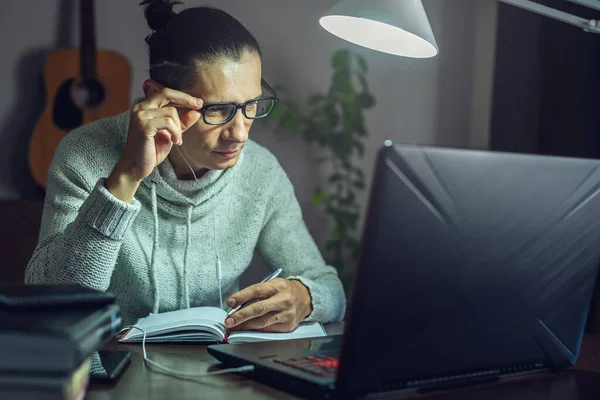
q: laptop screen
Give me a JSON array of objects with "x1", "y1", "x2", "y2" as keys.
[{"x1": 336, "y1": 144, "x2": 600, "y2": 396}]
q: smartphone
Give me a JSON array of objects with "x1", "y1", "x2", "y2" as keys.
[{"x1": 89, "y1": 350, "x2": 131, "y2": 383}]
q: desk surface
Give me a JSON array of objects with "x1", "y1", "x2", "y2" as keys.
[{"x1": 87, "y1": 325, "x2": 600, "y2": 400}]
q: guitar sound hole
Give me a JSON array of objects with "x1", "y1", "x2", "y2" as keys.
[
  {"x1": 53, "y1": 79, "x2": 83, "y2": 130},
  {"x1": 71, "y1": 77, "x2": 106, "y2": 109}
]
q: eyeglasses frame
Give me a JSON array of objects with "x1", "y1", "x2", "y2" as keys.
[{"x1": 199, "y1": 79, "x2": 280, "y2": 125}]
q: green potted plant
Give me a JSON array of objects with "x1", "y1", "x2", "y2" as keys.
[{"x1": 267, "y1": 48, "x2": 376, "y2": 292}]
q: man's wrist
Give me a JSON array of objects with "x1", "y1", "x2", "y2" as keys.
[
  {"x1": 291, "y1": 279, "x2": 313, "y2": 319},
  {"x1": 106, "y1": 163, "x2": 142, "y2": 204}
]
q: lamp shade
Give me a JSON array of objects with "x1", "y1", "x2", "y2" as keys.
[{"x1": 319, "y1": 0, "x2": 438, "y2": 58}]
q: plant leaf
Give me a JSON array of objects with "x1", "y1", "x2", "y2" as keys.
[
  {"x1": 332, "y1": 70, "x2": 353, "y2": 94},
  {"x1": 281, "y1": 112, "x2": 301, "y2": 134},
  {"x1": 358, "y1": 92, "x2": 376, "y2": 108},
  {"x1": 324, "y1": 106, "x2": 339, "y2": 130},
  {"x1": 331, "y1": 49, "x2": 350, "y2": 71},
  {"x1": 329, "y1": 174, "x2": 344, "y2": 184},
  {"x1": 268, "y1": 102, "x2": 282, "y2": 120},
  {"x1": 347, "y1": 212, "x2": 360, "y2": 230},
  {"x1": 358, "y1": 74, "x2": 368, "y2": 91},
  {"x1": 311, "y1": 185, "x2": 327, "y2": 206},
  {"x1": 325, "y1": 239, "x2": 340, "y2": 252},
  {"x1": 308, "y1": 94, "x2": 326, "y2": 106},
  {"x1": 355, "y1": 124, "x2": 368, "y2": 137},
  {"x1": 268, "y1": 51, "x2": 374, "y2": 273},
  {"x1": 353, "y1": 167, "x2": 365, "y2": 180},
  {"x1": 353, "y1": 180, "x2": 366, "y2": 189},
  {"x1": 343, "y1": 190, "x2": 355, "y2": 205},
  {"x1": 354, "y1": 140, "x2": 365, "y2": 157},
  {"x1": 331, "y1": 225, "x2": 342, "y2": 241},
  {"x1": 344, "y1": 236, "x2": 360, "y2": 252}
]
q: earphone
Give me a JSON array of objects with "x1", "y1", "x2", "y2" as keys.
[
  {"x1": 175, "y1": 146, "x2": 224, "y2": 309},
  {"x1": 122, "y1": 148, "x2": 244, "y2": 379},
  {"x1": 119, "y1": 325, "x2": 254, "y2": 378}
]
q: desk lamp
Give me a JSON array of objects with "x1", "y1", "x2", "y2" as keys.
[
  {"x1": 319, "y1": 0, "x2": 438, "y2": 58},
  {"x1": 319, "y1": 0, "x2": 599, "y2": 59}
]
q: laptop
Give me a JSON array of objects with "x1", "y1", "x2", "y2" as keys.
[{"x1": 208, "y1": 143, "x2": 600, "y2": 399}]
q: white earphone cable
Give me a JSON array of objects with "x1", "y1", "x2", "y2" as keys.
[
  {"x1": 119, "y1": 326, "x2": 254, "y2": 378},
  {"x1": 175, "y1": 146, "x2": 224, "y2": 309}
]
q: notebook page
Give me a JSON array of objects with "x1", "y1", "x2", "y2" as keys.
[
  {"x1": 120, "y1": 307, "x2": 228, "y2": 341},
  {"x1": 123, "y1": 332, "x2": 220, "y2": 343},
  {"x1": 227, "y1": 322, "x2": 327, "y2": 344}
]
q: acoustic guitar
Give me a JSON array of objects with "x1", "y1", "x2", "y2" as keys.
[{"x1": 29, "y1": 0, "x2": 131, "y2": 188}]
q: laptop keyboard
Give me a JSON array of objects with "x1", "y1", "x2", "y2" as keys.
[{"x1": 274, "y1": 355, "x2": 339, "y2": 377}]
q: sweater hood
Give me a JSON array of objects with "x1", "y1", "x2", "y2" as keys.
[{"x1": 143, "y1": 150, "x2": 244, "y2": 209}]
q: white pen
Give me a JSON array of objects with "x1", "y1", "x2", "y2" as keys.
[{"x1": 226, "y1": 268, "x2": 283, "y2": 317}]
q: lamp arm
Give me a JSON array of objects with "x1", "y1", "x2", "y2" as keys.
[
  {"x1": 566, "y1": 0, "x2": 600, "y2": 12},
  {"x1": 499, "y1": 0, "x2": 600, "y2": 33}
]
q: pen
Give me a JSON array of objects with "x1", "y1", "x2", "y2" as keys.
[{"x1": 226, "y1": 268, "x2": 283, "y2": 317}]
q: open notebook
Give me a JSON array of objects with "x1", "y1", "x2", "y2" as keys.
[{"x1": 119, "y1": 307, "x2": 327, "y2": 344}]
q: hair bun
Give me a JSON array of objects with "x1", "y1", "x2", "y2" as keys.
[{"x1": 140, "y1": 0, "x2": 181, "y2": 32}]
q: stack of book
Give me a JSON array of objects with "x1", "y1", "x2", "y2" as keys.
[{"x1": 0, "y1": 284, "x2": 122, "y2": 400}]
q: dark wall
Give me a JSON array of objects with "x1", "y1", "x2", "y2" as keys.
[
  {"x1": 490, "y1": 0, "x2": 600, "y2": 157},
  {"x1": 0, "y1": 201, "x2": 44, "y2": 283},
  {"x1": 489, "y1": 1, "x2": 545, "y2": 154},
  {"x1": 536, "y1": 2, "x2": 600, "y2": 158},
  {"x1": 490, "y1": 0, "x2": 600, "y2": 334}
]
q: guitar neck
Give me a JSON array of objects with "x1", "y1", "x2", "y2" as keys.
[{"x1": 80, "y1": 0, "x2": 96, "y2": 78}]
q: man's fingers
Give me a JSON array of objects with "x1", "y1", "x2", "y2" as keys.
[
  {"x1": 146, "y1": 117, "x2": 180, "y2": 143},
  {"x1": 228, "y1": 311, "x2": 295, "y2": 332},
  {"x1": 226, "y1": 298, "x2": 274, "y2": 328},
  {"x1": 228, "y1": 310, "x2": 275, "y2": 331},
  {"x1": 137, "y1": 107, "x2": 180, "y2": 121},
  {"x1": 226, "y1": 290, "x2": 296, "y2": 328},
  {"x1": 135, "y1": 107, "x2": 200, "y2": 143},
  {"x1": 143, "y1": 87, "x2": 203, "y2": 110},
  {"x1": 227, "y1": 280, "x2": 281, "y2": 308},
  {"x1": 137, "y1": 108, "x2": 185, "y2": 144}
]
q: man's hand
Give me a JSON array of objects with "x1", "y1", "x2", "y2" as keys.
[
  {"x1": 106, "y1": 80, "x2": 202, "y2": 203},
  {"x1": 225, "y1": 278, "x2": 312, "y2": 332}
]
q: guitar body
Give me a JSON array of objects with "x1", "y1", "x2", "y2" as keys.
[{"x1": 29, "y1": 48, "x2": 131, "y2": 188}]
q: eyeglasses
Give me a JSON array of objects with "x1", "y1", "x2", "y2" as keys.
[{"x1": 199, "y1": 79, "x2": 279, "y2": 125}]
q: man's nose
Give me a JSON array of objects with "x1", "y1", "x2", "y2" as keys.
[{"x1": 223, "y1": 110, "x2": 249, "y2": 142}]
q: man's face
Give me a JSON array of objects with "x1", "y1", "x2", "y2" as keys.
[{"x1": 172, "y1": 51, "x2": 262, "y2": 173}]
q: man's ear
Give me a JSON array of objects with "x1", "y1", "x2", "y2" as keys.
[{"x1": 143, "y1": 79, "x2": 165, "y2": 98}]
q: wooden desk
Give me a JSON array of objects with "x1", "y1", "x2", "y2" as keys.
[
  {"x1": 87, "y1": 324, "x2": 344, "y2": 400},
  {"x1": 87, "y1": 328, "x2": 600, "y2": 400}
]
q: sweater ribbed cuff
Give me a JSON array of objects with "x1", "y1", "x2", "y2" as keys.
[
  {"x1": 287, "y1": 276, "x2": 323, "y2": 323},
  {"x1": 81, "y1": 178, "x2": 141, "y2": 240}
]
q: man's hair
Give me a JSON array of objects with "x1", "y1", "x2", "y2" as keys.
[{"x1": 140, "y1": 0, "x2": 262, "y2": 90}]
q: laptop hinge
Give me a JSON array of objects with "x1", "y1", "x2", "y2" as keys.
[
  {"x1": 356, "y1": 362, "x2": 549, "y2": 399},
  {"x1": 534, "y1": 318, "x2": 577, "y2": 366}
]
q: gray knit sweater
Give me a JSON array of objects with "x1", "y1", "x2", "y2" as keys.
[{"x1": 25, "y1": 111, "x2": 346, "y2": 325}]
